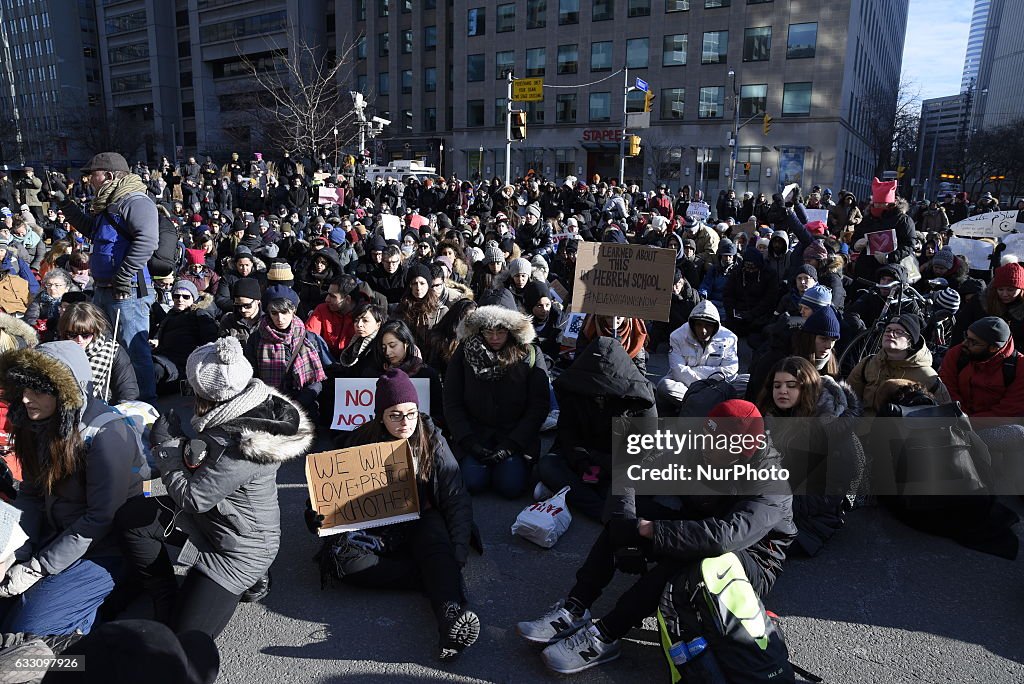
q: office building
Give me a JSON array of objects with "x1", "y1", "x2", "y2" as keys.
[
  {"x1": 916, "y1": 93, "x2": 970, "y2": 198},
  {"x1": 971, "y1": 0, "x2": 1024, "y2": 131},
  {"x1": 960, "y1": 0, "x2": 989, "y2": 93}
]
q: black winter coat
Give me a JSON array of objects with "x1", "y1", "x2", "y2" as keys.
[
  {"x1": 852, "y1": 203, "x2": 916, "y2": 283},
  {"x1": 152, "y1": 307, "x2": 219, "y2": 370},
  {"x1": 107, "y1": 344, "x2": 141, "y2": 404}
]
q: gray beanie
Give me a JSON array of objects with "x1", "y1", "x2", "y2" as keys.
[
  {"x1": 526, "y1": 203, "x2": 542, "y2": 219},
  {"x1": 172, "y1": 280, "x2": 200, "y2": 300},
  {"x1": 186, "y1": 336, "x2": 254, "y2": 402},
  {"x1": 508, "y1": 257, "x2": 532, "y2": 276},
  {"x1": 968, "y1": 316, "x2": 1011, "y2": 349},
  {"x1": 932, "y1": 247, "x2": 955, "y2": 271},
  {"x1": 482, "y1": 241, "x2": 505, "y2": 266}
]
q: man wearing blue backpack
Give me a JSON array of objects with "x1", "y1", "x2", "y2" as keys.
[{"x1": 45, "y1": 153, "x2": 161, "y2": 402}]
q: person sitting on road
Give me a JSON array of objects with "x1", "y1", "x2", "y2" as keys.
[
  {"x1": 746, "y1": 305, "x2": 842, "y2": 402},
  {"x1": 656, "y1": 300, "x2": 738, "y2": 415},
  {"x1": 113, "y1": 337, "x2": 314, "y2": 637},
  {"x1": 698, "y1": 239, "x2": 738, "y2": 314},
  {"x1": 217, "y1": 278, "x2": 263, "y2": 347},
  {"x1": 58, "y1": 302, "x2": 139, "y2": 405},
  {"x1": 392, "y1": 263, "x2": 449, "y2": 348},
  {"x1": 444, "y1": 305, "x2": 550, "y2": 499},
  {"x1": 149, "y1": 280, "x2": 219, "y2": 395},
  {"x1": 331, "y1": 300, "x2": 385, "y2": 379},
  {"x1": 517, "y1": 400, "x2": 796, "y2": 675},
  {"x1": 575, "y1": 314, "x2": 649, "y2": 375},
  {"x1": 983, "y1": 262, "x2": 1024, "y2": 352},
  {"x1": 307, "y1": 369, "x2": 478, "y2": 660}
]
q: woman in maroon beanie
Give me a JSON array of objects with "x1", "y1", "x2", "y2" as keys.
[
  {"x1": 308, "y1": 368, "x2": 478, "y2": 661},
  {"x1": 985, "y1": 262, "x2": 1024, "y2": 350}
]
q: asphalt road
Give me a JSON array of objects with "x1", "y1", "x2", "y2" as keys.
[{"x1": 151, "y1": 349, "x2": 1024, "y2": 684}]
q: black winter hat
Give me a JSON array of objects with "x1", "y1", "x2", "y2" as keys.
[
  {"x1": 968, "y1": 316, "x2": 1011, "y2": 349},
  {"x1": 523, "y1": 279, "x2": 551, "y2": 310},
  {"x1": 891, "y1": 313, "x2": 922, "y2": 347},
  {"x1": 368, "y1": 235, "x2": 387, "y2": 252},
  {"x1": 231, "y1": 277, "x2": 262, "y2": 301},
  {"x1": 406, "y1": 262, "x2": 432, "y2": 285}
]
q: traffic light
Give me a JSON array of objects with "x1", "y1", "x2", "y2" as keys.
[
  {"x1": 762, "y1": 113, "x2": 773, "y2": 135},
  {"x1": 743, "y1": 162, "x2": 751, "y2": 176},
  {"x1": 510, "y1": 110, "x2": 526, "y2": 140},
  {"x1": 627, "y1": 135, "x2": 641, "y2": 157},
  {"x1": 897, "y1": 165, "x2": 906, "y2": 179},
  {"x1": 643, "y1": 91, "x2": 655, "y2": 113}
]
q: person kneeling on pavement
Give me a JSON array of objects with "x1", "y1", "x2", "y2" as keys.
[
  {"x1": 307, "y1": 369, "x2": 480, "y2": 660},
  {"x1": 112, "y1": 337, "x2": 314, "y2": 638},
  {"x1": 0, "y1": 341, "x2": 146, "y2": 644},
  {"x1": 517, "y1": 400, "x2": 796, "y2": 675},
  {"x1": 444, "y1": 305, "x2": 550, "y2": 499}
]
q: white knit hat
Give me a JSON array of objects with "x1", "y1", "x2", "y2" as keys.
[
  {"x1": 508, "y1": 257, "x2": 532, "y2": 276},
  {"x1": 186, "y1": 337, "x2": 254, "y2": 402}
]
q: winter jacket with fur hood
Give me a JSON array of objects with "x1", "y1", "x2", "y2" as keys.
[
  {"x1": 160, "y1": 383, "x2": 314, "y2": 595},
  {"x1": 663, "y1": 301, "x2": 739, "y2": 388},
  {"x1": 444, "y1": 305, "x2": 550, "y2": 458},
  {"x1": 0, "y1": 341, "x2": 146, "y2": 575}
]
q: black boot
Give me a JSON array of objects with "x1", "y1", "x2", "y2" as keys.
[
  {"x1": 436, "y1": 601, "x2": 480, "y2": 660},
  {"x1": 240, "y1": 571, "x2": 272, "y2": 603}
]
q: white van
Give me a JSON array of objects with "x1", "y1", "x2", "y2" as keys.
[{"x1": 363, "y1": 160, "x2": 439, "y2": 184}]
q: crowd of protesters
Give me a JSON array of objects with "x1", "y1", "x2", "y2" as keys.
[{"x1": 0, "y1": 148, "x2": 1020, "y2": 681}]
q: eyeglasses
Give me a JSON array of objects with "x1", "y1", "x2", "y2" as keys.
[
  {"x1": 234, "y1": 301, "x2": 257, "y2": 311},
  {"x1": 385, "y1": 409, "x2": 419, "y2": 424},
  {"x1": 883, "y1": 327, "x2": 908, "y2": 339},
  {"x1": 172, "y1": 293, "x2": 193, "y2": 301},
  {"x1": 963, "y1": 335, "x2": 988, "y2": 348}
]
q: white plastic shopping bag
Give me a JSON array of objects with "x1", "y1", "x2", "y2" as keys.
[{"x1": 511, "y1": 486, "x2": 572, "y2": 548}]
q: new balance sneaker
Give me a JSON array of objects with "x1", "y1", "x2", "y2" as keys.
[
  {"x1": 438, "y1": 601, "x2": 480, "y2": 660},
  {"x1": 541, "y1": 622, "x2": 621, "y2": 674},
  {"x1": 516, "y1": 600, "x2": 592, "y2": 645}
]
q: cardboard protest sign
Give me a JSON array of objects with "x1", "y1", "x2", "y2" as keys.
[
  {"x1": 1000, "y1": 233, "x2": 1024, "y2": 264},
  {"x1": 558, "y1": 312, "x2": 587, "y2": 347},
  {"x1": 317, "y1": 187, "x2": 342, "y2": 205},
  {"x1": 381, "y1": 214, "x2": 402, "y2": 241},
  {"x1": 549, "y1": 279, "x2": 569, "y2": 304},
  {"x1": 305, "y1": 441, "x2": 420, "y2": 536},
  {"x1": 733, "y1": 220, "x2": 758, "y2": 242},
  {"x1": 948, "y1": 236, "x2": 994, "y2": 271},
  {"x1": 331, "y1": 378, "x2": 431, "y2": 431},
  {"x1": 571, "y1": 243, "x2": 675, "y2": 321},
  {"x1": 866, "y1": 229, "x2": 897, "y2": 255},
  {"x1": 803, "y1": 208, "x2": 829, "y2": 225},
  {"x1": 949, "y1": 211, "x2": 1019, "y2": 239},
  {"x1": 686, "y1": 202, "x2": 711, "y2": 222}
]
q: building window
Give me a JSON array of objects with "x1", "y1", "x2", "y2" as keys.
[
  {"x1": 660, "y1": 87, "x2": 684, "y2": 119},
  {"x1": 378, "y1": 72, "x2": 389, "y2": 95},
  {"x1": 527, "y1": 0, "x2": 547, "y2": 29},
  {"x1": 557, "y1": 44, "x2": 579, "y2": 74},
  {"x1": 467, "y1": 54, "x2": 485, "y2": 81},
  {"x1": 356, "y1": 36, "x2": 367, "y2": 59},
  {"x1": 402, "y1": 0, "x2": 412, "y2": 12},
  {"x1": 559, "y1": 0, "x2": 579, "y2": 24},
  {"x1": 108, "y1": 42, "x2": 149, "y2": 64},
  {"x1": 698, "y1": 86, "x2": 724, "y2": 118},
  {"x1": 468, "y1": 8, "x2": 485, "y2": 36},
  {"x1": 787, "y1": 23, "x2": 817, "y2": 59},
  {"x1": 662, "y1": 34, "x2": 687, "y2": 66},
  {"x1": 402, "y1": 30, "x2": 412, "y2": 53},
  {"x1": 748, "y1": 0, "x2": 773, "y2": 4},
  {"x1": 739, "y1": 84, "x2": 767, "y2": 117},
  {"x1": 356, "y1": 74, "x2": 367, "y2": 93},
  {"x1": 424, "y1": 26, "x2": 437, "y2": 50},
  {"x1": 701, "y1": 31, "x2": 728, "y2": 64},
  {"x1": 782, "y1": 82, "x2": 812, "y2": 116},
  {"x1": 424, "y1": 67, "x2": 436, "y2": 92},
  {"x1": 105, "y1": 10, "x2": 146, "y2": 35},
  {"x1": 401, "y1": 69, "x2": 413, "y2": 94},
  {"x1": 589, "y1": 92, "x2": 611, "y2": 121},
  {"x1": 626, "y1": 38, "x2": 649, "y2": 68},
  {"x1": 666, "y1": 0, "x2": 689, "y2": 11},
  {"x1": 496, "y1": 98, "x2": 508, "y2": 125},
  {"x1": 556, "y1": 93, "x2": 577, "y2": 122},
  {"x1": 556, "y1": 149, "x2": 575, "y2": 178},
  {"x1": 357, "y1": 0, "x2": 365, "y2": 20},
  {"x1": 378, "y1": 0, "x2": 388, "y2": 17},
  {"x1": 497, "y1": 4, "x2": 516, "y2": 32},
  {"x1": 705, "y1": 0, "x2": 729, "y2": 7},
  {"x1": 628, "y1": 0, "x2": 651, "y2": 17},
  {"x1": 496, "y1": 50, "x2": 515, "y2": 78},
  {"x1": 626, "y1": 90, "x2": 646, "y2": 112},
  {"x1": 526, "y1": 48, "x2": 546, "y2": 76},
  {"x1": 658, "y1": 147, "x2": 682, "y2": 181},
  {"x1": 592, "y1": 0, "x2": 613, "y2": 21},
  {"x1": 196, "y1": 11, "x2": 287, "y2": 42},
  {"x1": 424, "y1": 0, "x2": 436, "y2": 8},
  {"x1": 467, "y1": 100, "x2": 485, "y2": 127},
  {"x1": 378, "y1": 32, "x2": 389, "y2": 57},
  {"x1": 591, "y1": 41, "x2": 613, "y2": 71},
  {"x1": 734, "y1": 146, "x2": 762, "y2": 194},
  {"x1": 110, "y1": 72, "x2": 151, "y2": 93},
  {"x1": 527, "y1": 101, "x2": 545, "y2": 124},
  {"x1": 743, "y1": 26, "x2": 771, "y2": 62}
]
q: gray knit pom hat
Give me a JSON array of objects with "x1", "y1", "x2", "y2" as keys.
[{"x1": 186, "y1": 337, "x2": 254, "y2": 402}]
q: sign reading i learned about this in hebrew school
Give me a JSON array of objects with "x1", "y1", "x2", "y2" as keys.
[
  {"x1": 305, "y1": 440, "x2": 421, "y2": 536},
  {"x1": 571, "y1": 242, "x2": 675, "y2": 321}
]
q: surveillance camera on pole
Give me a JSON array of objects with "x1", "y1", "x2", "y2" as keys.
[{"x1": 372, "y1": 116, "x2": 391, "y2": 127}]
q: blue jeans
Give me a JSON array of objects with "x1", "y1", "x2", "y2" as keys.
[
  {"x1": 93, "y1": 286, "x2": 157, "y2": 402},
  {"x1": 460, "y1": 454, "x2": 531, "y2": 499},
  {"x1": 0, "y1": 556, "x2": 122, "y2": 635}
]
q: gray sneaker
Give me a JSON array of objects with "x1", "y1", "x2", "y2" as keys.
[
  {"x1": 541, "y1": 622, "x2": 621, "y2": 674},
  {"x1": 516, "y1": 600, "x2": 592, "y2": 645}
]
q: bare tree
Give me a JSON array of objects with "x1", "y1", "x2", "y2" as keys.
[
  {"x1": 61, "y1": 107, "x2": 151, "y2": 161},
  {"x1": 238, "y1": 35, "x2": 364, "y2": 162},
  {"x1": 862, "y1": 78, "x2": 921, "y2": 177}
]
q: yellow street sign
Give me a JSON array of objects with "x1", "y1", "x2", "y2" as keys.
[{"x1": 512, "y1": 77, "x2": 544, "y2": 102}]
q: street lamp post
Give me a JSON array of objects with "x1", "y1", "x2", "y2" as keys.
[
  {"x1": 728, "y1": 69, "x2": 739, "y2": 191},
  {"x1": 478, "y1": 145, "x2": 484, "y2": 180},
  {"x1": 439, "y1": 140, "x2": 444, "y2": 176}
]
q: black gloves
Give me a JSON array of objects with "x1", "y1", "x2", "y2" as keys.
[
  {"x1": 462, "y1": 437, "x2": 491, "y2": 462},
  {"x1": 304, "y1": 498, "x2": 325, "y2": 534},
  {"x1": 112, "y1": 269, "x2": 136, "y2": 299},
  {"x1": 150, "y1": 409, "x2": 184, "y2": 447},
  {"x1": 44, "y1": 187, "x2": 66, "y2": 204},
  {"x1": 482, "y1": 446, "x2": 514, "y2": 465}
]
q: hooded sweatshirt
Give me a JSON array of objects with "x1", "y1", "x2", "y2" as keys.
[{"x1": 663, "y1": 300, "x2": 739, "y2": 388}]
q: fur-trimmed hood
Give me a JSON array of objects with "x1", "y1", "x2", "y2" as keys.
[
  {"x1": 0, "y1": 312, "x2": 39, "y2": 350},
  {"x1": 226, "y1": 386, "x2": 315, "y2": 464},
  {"x1": 458, "y1": 304, "x2": 536, "y2": 345},
  {"x1": 0, "y1": 341, "x2": 90, "y2": 412}
]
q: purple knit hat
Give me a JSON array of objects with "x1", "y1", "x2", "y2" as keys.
[{"x1": 375, "y1": 368, "x2": 419, "y2": 413}]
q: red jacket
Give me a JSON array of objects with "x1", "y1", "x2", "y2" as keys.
[
  {"x1": 305, "y1": 303, "x2": 354, "y2": 357},
  {"x1": 939, "y1": 338, "x2": 1024, "y2": 418}
]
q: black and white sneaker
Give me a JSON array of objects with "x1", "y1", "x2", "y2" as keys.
[
  {"x1": 438, "y1": 602, "x2": 480, "y2": 660},
  {"x1": 541, "y1": 622, "x2": 621, "y2": 674},
  {"x1": 516, "y1": 600, "x2": 592, "y2": 644}
]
